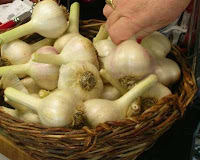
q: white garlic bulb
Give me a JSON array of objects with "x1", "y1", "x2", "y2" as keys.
[{"x1": 58, "y1": 62, "x2": 103, "y2": 101}]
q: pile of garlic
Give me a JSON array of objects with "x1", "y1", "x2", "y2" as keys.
[{"x1": 0, "y1": 0, "x2": 180, "y2": 128}]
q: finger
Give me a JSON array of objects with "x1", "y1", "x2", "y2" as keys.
[
  {"x1": 103, "y1": 5, "x2": 114, "y2": 18},
  {"x1": 105, "y1": 9, "x2": 121, "y2": 32},
  {"x1": 136, "y1": 24, "x2": 163, "y2": 39},
  {"x1": 108, "y1": 17, "x2": 141, "y2": 45}
]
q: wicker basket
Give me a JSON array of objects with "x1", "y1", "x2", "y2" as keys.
[{"x1": 0, "y1": 2, "x2": 198, "y2": 160}]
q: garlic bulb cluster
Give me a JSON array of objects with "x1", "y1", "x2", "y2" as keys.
[
  {"x1": 32, "y1": 2, "x2": 99, "y2": 69},
  {"x1": 82, "y1": 74, "x2": 158, "y2": 128},
  {"x1": 58, "y1": 62, "x2": 103, "y2": 101},
  {"x1": 0, "y1": 0, "x2": 68, "y2": 44},
  {"x1": 1, "y1": 38, "x2": 54, "y2": 65},
  {"x1": 0, "y1": 1, "x2": 181, "y2": 129}
]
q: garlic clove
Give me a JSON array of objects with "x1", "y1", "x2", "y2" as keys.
[
  {"x1": 58, "y1": 62, "x2": 103, "y2": 101},
  {"x1": 94, "y1": 37, "x2": 116, "y2": 58}
]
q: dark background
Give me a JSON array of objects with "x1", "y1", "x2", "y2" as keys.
[{"x1": 61, "y1": 1, "x2": 200, "y2": 160}]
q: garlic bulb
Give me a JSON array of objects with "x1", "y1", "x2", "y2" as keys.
[
  {"x1": 1, "y1": 38, "x2": 54, "y2": 65},
  {"x1": 141, "y1": 31, "x2": 171, "y2": 58},
  {"x1": 21, "y1": 77, "x2": 41, "y2": 94},
  {"x1": 153, "y1": 58, "x2": 181, "y2": 86},
  {"x1": 1, "y1": 72, "x2": 40, "y2": 123},
  {"x1": 82, "y1": 74, "x2": 158, "y2": 128},
  {"x1": 33, "y1": 2, "x2": 99, "y2": 69},
  {"x1": 0, "y1": 0, "x2": 68, "y2": 44},
  {"x1": 105, "y1": 39, "x2": 154, "y2": 89},
  {"x1": 0, "y1": 46, "x2": 60, "y2": 90},
  {"x1": 4, "y1": 88, "x2": 83, "y2": 127},
  {"x1": 101, "y1": 84, "x2": 121, "y2": 100},
  {"x1": 58, "y1": 62, "x2": 103, "y2": 101},
  {"x1": 1, "y1": 106, "x2": 40, "y2": 124}
]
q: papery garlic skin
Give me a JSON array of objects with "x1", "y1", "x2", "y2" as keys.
[
  {"x1": 4, "y1": 87, "x2": 83, "y2": 127},
  {"x1": 59, "y1": 36, "x2": 100, "y2": 69},
  {"x1": 58, "y1": 62, "x2": 103, "y2": 101},
  {"x1": 28, "y1": 46, "x2": 60, "y2": 90},
  {"x1": 101, "y1": 84, "x2": 121, "y2": 100},
  {"x1": 142, "y1": 82, "x2": 171, "y2": 99},
  {"x1": 1, "y1": 40, "x2": 32, "y2": 65},
  {"x1": 30, "y1": 0, "x2": 68, "y2": 38},
  {"x1": 141, "y1": 31, "x2": 171, "y2": 58},
  {"x1": 105, "y1": 39, "x2": 154, "y2": 88},
  {"x1": 0, "y1": 0, "x2": 68, "y2": 44},
  {"x1": 154, "y1": 58, "x2": 181, "y2": 86},
  {"x1": 39, "y1": 89, "x2": 81, "y2": 127},
  {"x1": 1, "y1": 106, "x2": 40, "y2": 124}
]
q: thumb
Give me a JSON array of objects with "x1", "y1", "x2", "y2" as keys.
[{"x1": 108, "y1": 17, "x2": 141, "y2": 44}]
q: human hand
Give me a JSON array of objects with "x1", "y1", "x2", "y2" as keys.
[{"x1": 103, "y1": 0, "x2": 191, "y2": 44}]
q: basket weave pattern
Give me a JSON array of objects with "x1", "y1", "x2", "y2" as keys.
[{"x1": 0, "y1": 7, "x2": 197, "y2": 160}]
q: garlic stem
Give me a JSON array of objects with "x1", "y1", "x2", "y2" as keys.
[
  {"x1": 32, "y1": 53, "x2": 65, "y2": 65},
  {"x1": 115, "y1": 74, "x2": 158, "y2": 108},
  {"x1": 93, "y1": 24, "x2": 108, "y2": 43},
  {"x1": 4, "y1": 87, "x2": 41, "y2": 112},
  {"x1": 67, "y1": 2, "x2": 80, "y2": 34},
  {"x1": 39, "y1": 89, "x2": 50, "y2": 98},
  {"x1": 0, "y1": 64, "x2": 28, "y2": 76},
  {"x1": 0, "y1": 22, "x2": 33, "y2": 44},
  {"x1": 100, "y1": 69, "x2": 127, "y2": 95},
  {"x1": 31, "y1": 38, "x2": 55, "y2": 52}
]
